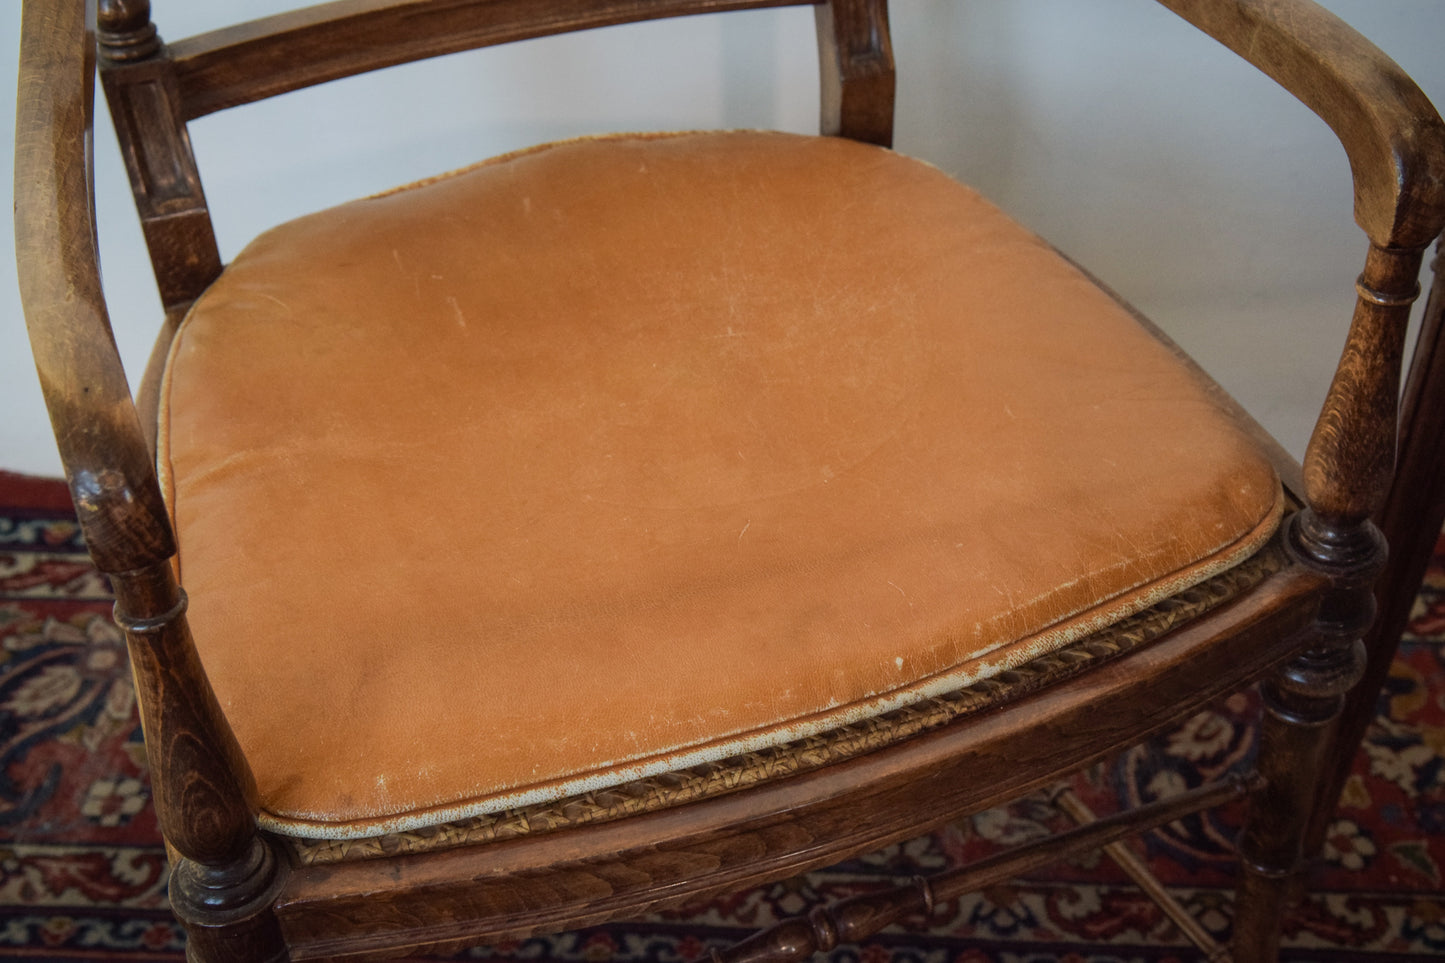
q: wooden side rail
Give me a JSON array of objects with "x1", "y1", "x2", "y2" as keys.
[
  {"x1": 1150, "y1": 0, "x2": 1445, "y2": 542},
  {"x1": 1147, "y1": 5, "x2": 1444, "y2": 957},
  {"x1": 169, "y1": 0, "x2": 817, "y2": 120}
]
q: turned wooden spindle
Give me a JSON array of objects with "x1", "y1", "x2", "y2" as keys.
[
  {"x1": 1307, "y1": 233, "x2": 1445, "y2": 858},
  {"x1": 1233, "y1": 243, "x2": 1428, "y2": 962},
  {"x1": 707, "y1": 777, "x2": 1254, "y2": 963},
  {"x1": 98, "y1": 0, "x2": 160, "y2": 62}
]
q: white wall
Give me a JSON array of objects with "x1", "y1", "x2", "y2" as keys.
[{"x1": 4, "y1": 1, "x2": 1444, "y2": 477}]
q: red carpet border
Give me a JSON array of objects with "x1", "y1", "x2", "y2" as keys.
[{"x1": 1, "y1": 469, "x2": 1442, "y2": 962}]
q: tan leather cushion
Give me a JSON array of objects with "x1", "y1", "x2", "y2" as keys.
[{"x1": 158, "y1": 131, "x2": 1282, "y2": 839}]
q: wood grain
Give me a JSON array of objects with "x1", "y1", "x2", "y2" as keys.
[
  {"x1": 170, "y1": 0, "x2": 815, "y2": 120},
  {"x1": 16, "y1": 2, "x2": 1445, "y2": 961},
  {"x1": 1309, "y1": 233, "x2": 1445, "y2": 854},
  {"x1": 15, "y1": 0, "x2": 172, "y2": 574},
  {"x1": 1156, "y1": 0, "x2": 1445, "y2": 249},
  {"x1": 275, "y1": 565, "x2": 1322, "y2": 960},
  {"x1": 815, "y1": 0, "x2": 893, "y2": 147}
]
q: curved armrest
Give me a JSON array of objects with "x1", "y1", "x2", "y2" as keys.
[
  {"x1": 15, "y1": 0, "x2": 174, "y2": 572},
  {"x1": 1155, "y1": 0, "x2": 1445, "y2": 249}
]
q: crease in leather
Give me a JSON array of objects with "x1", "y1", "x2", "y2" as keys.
[{"x1": 156, "y1": 130, "x2": 1286, "y2": 839}]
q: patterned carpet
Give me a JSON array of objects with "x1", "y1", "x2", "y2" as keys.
[{"x1": 1, "y1": 469, "x2": 1442, "y2": 962}]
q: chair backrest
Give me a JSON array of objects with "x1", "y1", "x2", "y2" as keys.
[{"x1": 96, "y1": 0, "x2": 896, "y2": 318}]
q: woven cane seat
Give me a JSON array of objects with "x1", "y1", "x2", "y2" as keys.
[{"x1": 157, "y1": 130, "x2": 1282, "y2": 840}]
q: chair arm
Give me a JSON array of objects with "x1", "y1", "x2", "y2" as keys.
[
  {"x1": 1155, "y1": 0, "x2": 1445, "y2": 250},
  {"x1": 15, "y1": 0, "x2": 174, "y2": 573},
  {"x1": 1155, "y1": 0, "x2": 1445, "y2": 533}
]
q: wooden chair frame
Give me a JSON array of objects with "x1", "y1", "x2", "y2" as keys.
[{"x1": 13, "y1": 1, "x2": 1445, "y2": 960}]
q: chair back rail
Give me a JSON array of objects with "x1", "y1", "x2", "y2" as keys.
[
  {"x1": 97, "y1": 0, "x2": 894, "y2": 324},
  {"x1": 166, "y1": 0, "x2": 825, "y2": 121}
]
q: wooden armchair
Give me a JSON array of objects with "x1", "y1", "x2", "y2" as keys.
[{"x1": 14, "y1": 1, "x2": 1445, "y2": 961}]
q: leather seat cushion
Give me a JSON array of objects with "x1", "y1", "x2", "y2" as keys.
[{"x1": 158, "y1": 130, "x2": 1283, "y2": 839}]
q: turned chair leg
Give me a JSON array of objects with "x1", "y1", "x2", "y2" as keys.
[
  {"x1": 1231, "y1": 511, "x2": 1375, "y2": 962},
  {"x1": 1304, "y1": 235, "x2": 1445, "y2": 859},
  {"x1": 171, "y1": 836, "x2": 289, "y2": 963}
]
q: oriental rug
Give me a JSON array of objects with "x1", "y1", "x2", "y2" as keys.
[{"x1": 1, "y1": 469, "x2": 1442, "y2": 962}]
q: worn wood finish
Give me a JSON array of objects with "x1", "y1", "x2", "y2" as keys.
[
  {"x1": 814, "y1": 0, "x2": 893, "y2": 147},
  {"x1": 1156, "y1": 0, "x2": 1445, "y2": 250},
  {"x1": 14, "y1": 0, "x2": 172, "y2": 575},
  {"x1": 169, "y1": 0, "x2": 816, "y2": 121},
  {"x1": 1232, "y1": 515, "x2": 1378, "y2": 959},
  {"x1": 99, "y1": 0, "x2": 223, "y2": 313},
  {"x1": 15, "y1": 5, "x2": 287, "y2": 961},
  {"x1": 1147, "y1": 8, "x2": 1443, "y2": 958},
  {"x1": 1300, "y1": 246, "x2": 1424, "y2": 529},
  {"x1": 15, "y1": 1, "x2": 1445, "y2": 961},
  {"x1": 275, "y1": 566, "x2": 1323, "y2": 960},
  {"x1": 108, "y1": 562, "x2": 284, "y2": 963},
  {"x1": 1308, "y1": 235, "x2": 1445, "y2": 855}
]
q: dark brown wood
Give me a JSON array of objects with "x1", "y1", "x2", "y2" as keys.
[
  {"x1": 109, "y1": 564, "x2": 257, "y2": 866},
  {"x1": 15, "y1": 0, "x2": 172, "y2": 574},
  {"x1": 15, "y1": 1, "x2": 1445, "y2": 962},
  {"x1": 1308, "y1": 234, "x2": 1445, "y2": 855},
  {"x1": 96, "y1": 0, "x2": 160, "y2": 61},
  {"x1": 711, "y1": 775, "x2": 1256, "y2": 963},
  {"x1": 169, "y1": 836, "x2": 289, "y2": 963},
  {"x1": 1231, "y1": 556, "x2": 1375, "y2": 960},
  {"x1": 99, "y1": 0, "x2": 224, "y2": 313},
  {"x1": 16, "y1": 8, "x2": 287, "y2": 962},
  {"x1": 168, "y1": 0, "x2": 816, "y2": 121},
  {"x1": 275, "y1": 566, "x2": 1322, "y2": 960},
  {"x1": 109, "y1": 562, "x2": 287, "y2": 963},
  {"x1": 814, "y1": 0, "x2": 893, "y2": 147}
]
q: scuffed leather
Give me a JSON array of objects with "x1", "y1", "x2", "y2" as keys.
[{"x1": 158, "y1": 131, "x2": 1282, "y2": 838}]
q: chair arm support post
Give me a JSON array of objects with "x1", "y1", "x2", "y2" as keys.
[
  {"x1": 110, "y1": 561, "x2": 289, "y2": 963},
  {"x1": 15, "y1": 0, "x2": 175, "y2": 574},
  {"x1": 814, "y1": 0, "x2": 894, "y2": 148},
  {"x1": 110, "y1": 563, "x2": 260, "y2": 866},
  {"x1": 99, "y1": 0, "x2": 225, "y2": 313},
  {"x1": 1153, "y1": 0, "x2": 1445, "y2": 250},
  {"x1": 1302, "y1": 243, "x2": 1425, "y2": 532}
]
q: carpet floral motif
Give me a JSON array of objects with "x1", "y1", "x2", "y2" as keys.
[{"x1": 1, "y1": 473, "x2": 1442, "y2": 962}]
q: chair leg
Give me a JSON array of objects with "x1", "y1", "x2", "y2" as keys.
[
  {"x1": 1231, "y1": 647, "x2": 1361, "y2": 961},
  {"x1": 170, "y1": 835, "x2": 289, "y2": 963},
  {"x1": 1304, "y1": 235, "x2": 1445, "y2": 857},
  {"x1": 1232, "y1": 513, "x2": 1375, "y2": 962}
]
